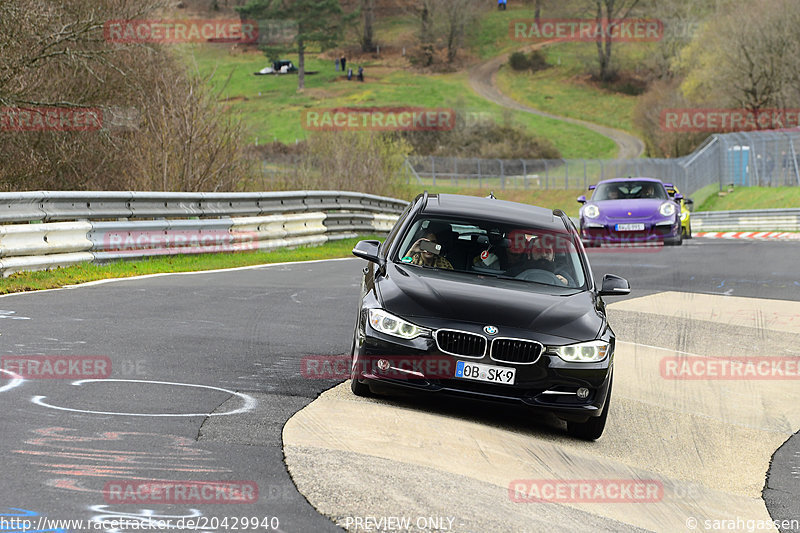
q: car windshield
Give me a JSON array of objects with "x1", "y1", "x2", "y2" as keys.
[
  {"x1": 593, "y1": 181, "x2": 668, "y2": 201},
  {"x1": 394, "y1": 217, "x2": 587, "y2": 289}
]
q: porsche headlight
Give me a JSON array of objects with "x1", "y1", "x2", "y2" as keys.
[
  {"x1": 368, "y1": 309, "x2": 424, "y2": 339},
  {"x1": 583, "y1": 205, "x2": 600, "y2": 219},
  {"x1": 680, "y1": 210, "x2": 689, "y2": 221},
  {"x1": 548, "y1": 341, "x2": 609, "y2": 362},
  {"x1": 659, "y1": 202, "x2": 676, "y2": 217}
]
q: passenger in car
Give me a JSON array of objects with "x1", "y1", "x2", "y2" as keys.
[{"x1": 408, "y1": 232, "x2": 454, "y2": 270}]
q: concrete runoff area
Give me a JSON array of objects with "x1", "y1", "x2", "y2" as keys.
[{"x1": 283, "y1": 292, "x2": 800, "y2": 532}]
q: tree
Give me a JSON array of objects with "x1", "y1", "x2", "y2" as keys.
[
  {"x1": 677, "y1": 0, "x2": 799, "y2": 119},
  {"x1": 0, "y1": 0, "x2": 249, "y2": 192},
  {"x1": 237, "y1": 0, "x2": 349, "y2": 91},
  {"x1": 415, "y1": 0, "x2": 436, "y2": 67},
  {"x1": 522, "y1": 0, "x2": 543, "y2": 24},
  {"x1": 587, "y1": 0, "x2": 641, "y2": 82},
  {"x1": 360, "y1": 0, "x2": 376, "y2": 53},
  {"x1": 443, "y1": 0, "x2": 482, "y2": 64}
]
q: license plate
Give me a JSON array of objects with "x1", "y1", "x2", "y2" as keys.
[
  {"x1": 455, "y1": 361, "x2": 516, "y2": 385},
  {"x1": 615, "y1": 223, "x2": 645, "y2": 231}
]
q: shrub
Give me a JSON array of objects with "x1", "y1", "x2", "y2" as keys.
[
  {"x1": 528, "y1": 50, "x2": 549, "y2": 72},
  {"x1": 509, "y1": 51, "x2": 530, "y2": 71}
]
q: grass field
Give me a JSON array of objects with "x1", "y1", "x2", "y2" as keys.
[
  {"x1": 696, "y1": 187, "x2": 800, "y2": 212},
  {"x1": 183, "y1": 44, "x2": 617, "y2": 159},
  {"x1": 471, "y1": 5, "x2": 576, "y2": 59},
  {"x1": 0, "y1": 236, "x2": 378, "y2": 295},
  {"x1": 495, "y1": 42, "x2": 642, "y2": 135}
]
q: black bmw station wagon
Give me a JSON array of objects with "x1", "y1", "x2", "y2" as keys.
[{"x1": 350, "y1": 193, "x2": 630, "y2": 440}]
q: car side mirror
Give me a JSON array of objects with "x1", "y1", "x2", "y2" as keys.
[
  {"x1": 577, "y1": 195, "x2": 587, "y2": 204},
  {"x1": 353, "y1": 240, "x2": 381, "y2": 264},
  {"x1": 685, "y1": 198, "x2": 694, "y2": 211},
  {"x1": 598, "y1": 274, "x2": 630, "y2": 296},
  {"x1": 674, "y1": 193, "x2": 684, "y2": 201}
]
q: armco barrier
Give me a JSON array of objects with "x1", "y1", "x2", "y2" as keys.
[
  {"x1": 0, "y1": 191, "x2": 408, "y2": 277},
  {"x1": 0, "y1": 191, "x2": 409, "y2": 224},
  {"x1": 692, "y1": 208, "x2": 800, "y2": 232}
]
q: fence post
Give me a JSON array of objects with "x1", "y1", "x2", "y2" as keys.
[
  {"x1": 583, "y1": 160, "x2": 587, "y2": 189},
  {"x1": 788, "y1": 134, "x2": 800, "y2": 185},
  {"x1": 522, "y1": 159, "x2": 528, "y2": 189},
  {"x1": 544, "y1": 160, "x2": 549, "y2": 189}
]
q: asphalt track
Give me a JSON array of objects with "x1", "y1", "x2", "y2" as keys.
[{"x1": 0, "y1": 238, "x2": 798, "y2": 532}]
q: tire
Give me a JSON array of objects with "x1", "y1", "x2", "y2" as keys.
[
  {"x1": 567, "y1": 378, "x2": 612, "y2": 441},
  {"x1": 349, "y1": 326, "x2": 371, "y2": 397},
  {"x1": 665, "y1": 230, "x2": 683, "y2": 246},
  {"x1": 685, "y1": 222, "x2": 693, "y2": 239},
  {"x1": 350, "y1": 372, "x2": 371, "y2": 396}
]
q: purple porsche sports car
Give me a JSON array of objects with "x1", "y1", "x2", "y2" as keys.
[{"x1": 577, "y1": 177, "x2": 683, "y2": 246}]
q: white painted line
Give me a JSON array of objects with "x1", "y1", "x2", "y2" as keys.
[
  {"x1": 0, "y1": 257, "x2": 360, "y2": 299},
  {"x1": 32, "y1": 378, "x2": 257, "y2": 417},
  {"x1": 0, "y1": 368, "x2": 24, "y2": 392}
]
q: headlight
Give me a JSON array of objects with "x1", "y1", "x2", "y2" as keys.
[
  {"x1": 368, "y1": 309, "x2": 424, "y2": 339},
  {"x1": 659, "y1": 202, "x2": 676, "y2": 217},
  {"x1": 583, "y1": 205, "x2": 600, "y2": 219},
  {"x1": 680, "y1": 210, "x2": 689, "y2": 221},
  {"x1": 548, "y1": 341, "x2": 609, "y2": 362}
]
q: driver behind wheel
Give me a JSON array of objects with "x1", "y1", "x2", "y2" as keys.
[{"x1": 506, "y1": 234, "x2": 568, "y2": 285}]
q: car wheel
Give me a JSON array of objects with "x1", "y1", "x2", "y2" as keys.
[
  {"x1": 567, "y1": 379, "x2": 612, "y2": 441},
  {"x1": 685, "y1": 222, "x2": 693, "y2": 239},
  {"x1": 665, "y1": 230, "x2": 683, "y2": 246},
  {"x1": 349, "y1": 326, "x2": 372, "y2": 397}
]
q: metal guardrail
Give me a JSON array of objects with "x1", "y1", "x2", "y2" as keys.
[
  {"x1": 1, "y1": 191, "x2": 795, "y2": 277},
  {"x1": 0, "y1": 191, "x2": 407, "y2": 224},
  {"x1": 691, "y1": 208, "x2": 800, "y2": 232},
  {"x1": 0, "y1": 191, "x2": 408, "y2": 277}
]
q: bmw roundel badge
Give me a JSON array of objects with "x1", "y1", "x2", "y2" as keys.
[{"x1": 484, "y1": 325, "x2": 498, "y2": 336}]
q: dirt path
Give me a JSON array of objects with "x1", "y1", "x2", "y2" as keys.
[{"x1": 468, "y1": 45, "x2": 645, "y2": 160}]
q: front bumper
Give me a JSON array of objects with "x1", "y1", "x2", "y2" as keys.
[
  {"x1": 354, "y1": 324, "x2": 613, "y2": 421},
  {"x1": 581, "y1": 219, "x2": 680, "y2": 244}
]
